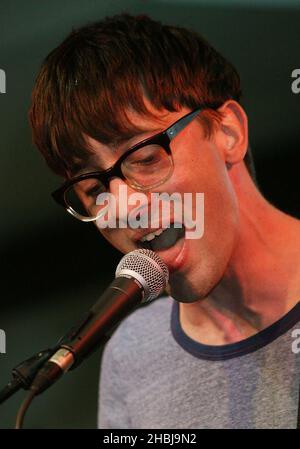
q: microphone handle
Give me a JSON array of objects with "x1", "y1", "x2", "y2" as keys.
[
  {"x1": 30, "y1": 276, "x2": 144, "y2": 395},
  {"x1": 67, "y1": 275, "x2": 144, "y2": 367}
]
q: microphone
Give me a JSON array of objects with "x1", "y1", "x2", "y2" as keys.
[{"x1": 29, "y1": 249, "x2": 169, "y2": 395}]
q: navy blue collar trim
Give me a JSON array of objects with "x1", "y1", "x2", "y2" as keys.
[{"x1": 171, "y1": 300, "x2": 300, "y2": 361}]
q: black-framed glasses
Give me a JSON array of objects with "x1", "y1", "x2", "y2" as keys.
[{"x1": 52, "y1": 106, "x2": 205, "y2": 222}]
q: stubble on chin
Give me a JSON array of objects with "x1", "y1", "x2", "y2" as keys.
[{"x1": 166, "y1": 272, "x2": 206, "y2": 303}]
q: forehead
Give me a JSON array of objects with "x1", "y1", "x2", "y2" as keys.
[{"x1": 80, "y1": 104, "x2": 191, "y2": 173}]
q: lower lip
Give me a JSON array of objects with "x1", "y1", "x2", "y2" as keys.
[{"x1": 153, "y1": 235, "x2": 188, "y2": 274}]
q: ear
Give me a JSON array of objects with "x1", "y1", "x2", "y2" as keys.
[{"x1": 214, "y1": 100, "x2": 248, "y2": 166}]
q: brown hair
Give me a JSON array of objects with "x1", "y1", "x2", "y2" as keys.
[{"x1": 29, "y1": 13, "x2": 255, "y2": 178}]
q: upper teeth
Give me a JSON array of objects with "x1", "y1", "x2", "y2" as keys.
[{"x1": 140, "y1": 229, "x2": 165, "y2": 242}]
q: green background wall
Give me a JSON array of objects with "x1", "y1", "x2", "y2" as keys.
[{"x1": 0, "y1": 0, "x2": 299, "y2": 428}]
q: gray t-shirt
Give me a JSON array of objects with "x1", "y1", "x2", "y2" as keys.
[{"x1": 98, "y1": 296, "x2": 300, "y2": 429}]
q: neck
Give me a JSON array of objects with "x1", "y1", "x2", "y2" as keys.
[{"x1": 180, "y1": 165, "x2": 300, "y2": 345}]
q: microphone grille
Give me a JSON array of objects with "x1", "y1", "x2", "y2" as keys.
[{"x1": 115, "y1": 249, "x2": 169, "y2": 302}]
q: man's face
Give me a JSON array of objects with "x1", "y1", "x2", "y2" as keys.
[{"x1": 85, "y1": 104, "x2": 241, "y2": 302}]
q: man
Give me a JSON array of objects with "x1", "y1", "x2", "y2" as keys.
[{"x1": 29, "y1": 14, "x2": 300, "y2": 428}]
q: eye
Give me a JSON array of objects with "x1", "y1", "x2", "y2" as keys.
[
  {"x1": 74, "y1": 179, "x2": 106, "y2": 198},
  {"x1": 133, "y1": 155, "x2": 158, "y2": 165},
  {"x1": 86, "y1": 183, "x2": 106, "y2": 197},
  {"x1": 86, "y1": 184, "x2": 102, "y2": 196},
  {"x1": 125, "y1": 145, "x2": 162, "y2": 166}
]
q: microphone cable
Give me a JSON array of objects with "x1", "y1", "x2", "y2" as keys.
[{"x1": 15, "y1": 390, "x2": 36, "y2": 429}]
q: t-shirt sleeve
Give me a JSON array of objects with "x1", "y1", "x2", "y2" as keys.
[{"x1": 98, "y1": 339, "x2": 131, "y2": 429}]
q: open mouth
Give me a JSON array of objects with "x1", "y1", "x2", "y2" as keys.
[{"x1": 137, "y1": 223, "x2": 185, "y2": 252}]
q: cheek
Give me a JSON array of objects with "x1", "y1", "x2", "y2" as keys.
[
  {"x1": 170, "y1": 143, "x2": 239, "y2": 244},
  {"x1": 170, "y1": 142, "x2": 236, "y2": 208},
  {"x1": 205, "y1": 183, "x2": 239, "y2": 248},
  {"x1": 201, "y1": 161, "x2": 240, "y2": 250},
  {"x1": 97, "y1": 227, "x2": 137, "y2": 255}
]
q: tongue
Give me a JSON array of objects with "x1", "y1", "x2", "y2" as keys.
[{"x1": 150, "y1": 226, "x2": 184, "y2": 251}]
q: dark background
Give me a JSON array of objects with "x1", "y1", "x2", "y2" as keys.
[{"x1": 0, "y1": 0, "x2": 299, "y2": 428}]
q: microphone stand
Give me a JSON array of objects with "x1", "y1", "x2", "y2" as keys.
[
  {"x1": 0, "y1": 347, "x2": 58, "y2": 405},
  {"x1": 0, "y1": 308, "x2": 111, "y2": 405},
  {"x1": 0, "y1": 309, "x2": 95, "y2": 405}
]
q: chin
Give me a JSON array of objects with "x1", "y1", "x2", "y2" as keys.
[
  {"x1": 167, "y1": 258, "x2": 224, "y2": 303},
  {"x1": 167, "y1": 269, "x2": 220, "y2": 303}
]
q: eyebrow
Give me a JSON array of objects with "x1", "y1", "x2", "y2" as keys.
[
  {"x1": 117, "y1": 125, "x2": 165, "y2": 147},
  {"x1": 73, "y1": 164, "x2": 99, "y2": 177},
  {"x1": 71, "y1": 126, "x2": 165, "y2": 177}
]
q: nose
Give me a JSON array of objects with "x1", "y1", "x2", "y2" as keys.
[{"x1": 108, "y1": 178, "x2": 149, "y2": 228}]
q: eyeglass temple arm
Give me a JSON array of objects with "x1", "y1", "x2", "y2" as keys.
[{"x1": 166, "y1": 108, "x2": 202, "y2": 140}]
